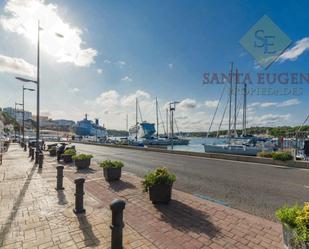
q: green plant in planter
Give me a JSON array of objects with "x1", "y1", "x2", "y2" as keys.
[
  {"x1": 99, "y1": 160, "x2": 124, "y2": 168},
  {"x1": 72, "y1": 154, "x2": 93, "y2": 161},
  {"x1": 142, "y1": 167, "x2": 176, "y2": 193},
  {"x1": 272, "y1": 151, "x2": 293, "y2": 161},
  {"x1": 257, "y1": 151, "x2": 274, "y2": 158},
  {"x1": 276, "y1": 203, "x2": 309, "y2": 245},
  {"x1": 63, "y1": 149, "x2": 76, "y2": 156}
]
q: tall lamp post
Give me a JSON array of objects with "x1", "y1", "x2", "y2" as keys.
[
  {"x1": 22, "y1": 86, "x2": 35, "y2": 144},
  {"x1": 15, "y1": 20, "x2": 63, "y2": 162},
  {"x1": 169, "y1": 101, "x2": 179, "y2": 150},
  {"x1": 15, "y1": 102, "x2": 23, "y2": 141}
]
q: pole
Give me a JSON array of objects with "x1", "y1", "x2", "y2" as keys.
[
  {"x1": 126, "y1": 114, "x2": 128, "y2": 138},
  {"x1": 234, "y1": 68, "x2": 238, "y2": 137},
  {"x1": 170, "y1": 104, "x2": 174, "y2": 150},
  {"x1": 156, "y1": 97, "x2": 159, "y2": 139},
  {"x1": 243, "y1": 82, "x2": 247, "y2": 136},
  {"x1": 166, "y1": 108, "x2": 169, "y2": 138},
  {"x1": 228, "y1": 62, "x2": 233, "y2": 143},
  {"x1": 14, "y1": 103, "x2": 17, "y2": 141},
  {"x1": 22, "y1": 86, "x2": 25, "y2": 144},
  {"x1": 36, "y1": 20, "x2": 40, "y2": 159},
  {"x1": 135, "y1": 98, "x2": 138, "y2": 141}
]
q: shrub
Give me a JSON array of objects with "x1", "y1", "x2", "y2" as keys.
[
  {"x1": 276, "y1": 203, "x2": 309, "y2": 242},
  {"x1": 272, "y1": 152, "x2": 293, "y2": 161},
  {"x1": 99, "y1": 160, "x2": 124, "y2": 169},
  {"x1": 63, "y1": 149, "x2": 76, "y2": 156},
  {"x1": 142, "y1": 167, "x2": 176, "y2": 192},
  {"x1": 72, "y1": 154, "x2": 93, "y2": 161},
  {"x1": 257, "y1": 151, "x2": 274, "y2": 158}
]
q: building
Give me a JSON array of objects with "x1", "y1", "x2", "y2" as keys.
[
  {"x1": 3, "y1": 107, "x2": 32, "y2": 123},
  {"x1": 53, "y1": 119, "x2": 75, "y2": 127}
]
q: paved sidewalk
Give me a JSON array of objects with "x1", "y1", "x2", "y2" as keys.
[{"x1": 0, "y1": 144, "x2": 283, "y2": 249}]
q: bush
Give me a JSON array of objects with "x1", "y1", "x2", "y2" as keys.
[
  {"x1": 99, "y1": 160, "x2": 124, "y2": 169},
  {"x1": 63, "y1": 149, "x2": 76, "y2": 156},
  {"x1": 142, "y1": 167, "x2": 176, "y2": 192},
  {"x1": 72, "y1": 154, "x2": 93, "y2": 161},
  {"x1": 272, "y1": 152, "x2": 293, "y2": 161},
  {"x1": 257, "y1": 151, "x2": 274, "y2": 158},
  {"x1": 276, "y1": 203, "x2": 309, "y2": 242}
]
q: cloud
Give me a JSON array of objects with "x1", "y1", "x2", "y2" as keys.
[
  {"x1": 168, "y1": 63, "x2": 173, "y2": 69},
  {"x1": 97, "y1": 69, "x2": 103, "y2": 74},
  {"x1": 1, "y1": 0, "x2": 97, "y2": 67},
  {"x1": 104, "y1": 59, "x2": 111, "y2": 64},
  {"x1": 260, "y1": 102, "x2": 277, "y2": 108},
  {"x1": 121, "y1": 76, "x2": 133, "y2": 82},
  {"x1": 277, "y1": 98, "x2": 301, "y2": 107},
  {"x1": 69, "y1": 87, "x2": 80, "y2": 94},
  {"x1": 121, "y1": 90, "x2": 150, "y2": 107},
  {"x1": 253, "y1": 114, "x2": 291, "y2": 126},
  {"x1": 0, "y1": 54, "x2": 36, "y2": 77},
  {"x1": 96, "y1": 90, "x2": 119, "y2": 107},
  {"x1": 205, "y1": 100, "x2": 219, "y2": 108},
  {"x1": 279, "y1": 37, "x2": 309, "y2": 62},
  {"x1": 178, "y1": 98, "x2": 197, "y2": 109}
]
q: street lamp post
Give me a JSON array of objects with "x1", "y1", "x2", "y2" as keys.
[
  {"x1": 15, "y1": 102, "x2": 23, "y2": 142},
  {"x1": 169, "y1": 101, "x2": 179, "y2": 150},
  {"x1": 22, "y1": 86, "x2": 35, "y2": 144}
]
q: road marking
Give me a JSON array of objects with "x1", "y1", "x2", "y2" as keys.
[{"x1": 194, "y1": 193, "x2": 229, "y2": 207}]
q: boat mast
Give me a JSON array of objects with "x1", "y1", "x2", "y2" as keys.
[
  {"x1": 166, "y1": 108, "x2": 169, "y2": 138},
  {"x1": 242, "y1": 82, "x2": 247, "y2": 136},
  {"x1": 228, "y1": 62, "x2": 233, "y2": 143},
  {"x1": 156, "y1": 97, "x2": 159, "y2": 139},
  {"x1": 234, "y1": 68, "x2": 238, "y2": 137},
  {"x1": 135, "y1": 98, "x2": 138, "y2": 141},
  {"x1": 126, "y1": 114, "x2": 128, "y2": 138}
]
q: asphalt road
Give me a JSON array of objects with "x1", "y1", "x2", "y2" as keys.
[{"x1": 74, "y1": 143, "x2": 308, "y2": 220}]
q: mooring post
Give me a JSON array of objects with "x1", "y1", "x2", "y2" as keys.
[
  {"x1": 24, "y1": 144, "x2": 27, "y2": 152},
  {"x1": 109, "y1": 199, "x2": 126, "y2": 249},
  {"x1": 38, "y1": 153, "x2": 44, "y2": 168},
  {"x1": 28, "y1": 147, "x2": 31, "y2": 157},
  {"x1": 31, "y1": 148, "x2": 34, "y2": 160},
  {"x1": 55, "y1": 166, "x2": 64, "y2": 190},
  {"x1": 73, "y1": 178, "x2": 85, "y2": 214}
]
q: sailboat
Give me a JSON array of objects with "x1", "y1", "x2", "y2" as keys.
[{"x1": 203, "y1": 64, "x2": 271, "y2": 156}]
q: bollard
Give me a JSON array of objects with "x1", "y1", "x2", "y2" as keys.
[
  {"x1": 38, "y1": 153, "x2": 44, "y2": 168},
  {"x1": 28, "y1": 147, "x2": 31, "y2": 157},
  {"x1": 109, "y1": 199, "x2": 126, "y2": 249},
  {"x1": 73, "y1": 178, "x2": 85, "y2": 214},
  {"x1": 55, "y1": 166, "x2": 64, "y2": 190},
  {"x1": 24, "y1": 144, "x2": 27, "y2": 152},
  {"x1": 30, "y1": 148, "x2": 34, "y2": 160},
  {"x1": 35, "y1": 151, "x2": 39, "y2": 164}
]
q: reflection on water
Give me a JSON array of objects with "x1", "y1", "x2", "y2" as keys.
[{"x1": 167, "y1": 137, "x2": 227, "y2": 153}]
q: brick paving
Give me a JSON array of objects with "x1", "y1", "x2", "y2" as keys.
[{"x1": 0, "y1": 144, "x2": 283, "y2": 249}]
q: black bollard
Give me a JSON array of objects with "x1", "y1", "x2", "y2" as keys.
[
  {"x1": 38, "y1": 153, "x2": 44, "y2": 168},
  {"x1": 73, "y1": 178, "x2": 85, "y2": 214},
  {"x1": 109, "y1": 199, "x2": 126, "y2": 249},
  {"x1": 28, "y1": 147, "x2": 31, "y2": 157},
  {"x1": 55, "y1": 166, "x2": 64, "y2": 190},
  {"x1": 30, "y1": 148, "x2": 34, "y2": 160},
  {"x1": 24, "y1": 144, "x2": 27, "y2": 152}
]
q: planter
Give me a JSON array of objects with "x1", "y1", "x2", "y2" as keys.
[
  {"x1": 49, "y1": 150, "x2": 57, "y2": 157},
  {"x1": 103, "y1": 167, "x2": 122, "y2": 181},
  {"x1": 62, "y1": 154, "x2": 73, "y2": 163},
  {"x1": 282, "y1": 223, "x2": 309, "y2": 249},
  {"x1": 75, "y1": 158, "x2": 91, "y2": 169},
  {"x1": 149, "y1": 183, "x2": 173, "y2": 204}
]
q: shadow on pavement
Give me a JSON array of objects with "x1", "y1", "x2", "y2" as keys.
[
  {"x1": 154, "y1": 199, "x2": 220, "y2": 237},
  {"x1": 77, "y1": 214, "x2": 100, "y2": 247},
  {"x1": 0, "y1": 163, "x2": 37, "y2": 245},
  {"x1": 108, "y1": 180, "x2": 136, "y2": 192},
  {"x1": 75, "y1": 168, "x2": 97, "y2": 174},
  {"x1": 57, "y1": 190, "x2": 68, "y2": 205}
]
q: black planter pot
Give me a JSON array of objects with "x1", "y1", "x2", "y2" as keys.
[
  {"x1": 62, "y1": 154, "x2": 73, "y2": 163},
  {"x1": 49, "y1": 150, "x2": 57, "y2": 157},
  {"x1": 75, "y1": 158, "x2": 91, "y2": 169},
  {"x1": 103, "y1": 167, "x2": 122, "y2": 181},
  {"x1": 149, "y1": 183, "x2": 173, "y2": 204}
]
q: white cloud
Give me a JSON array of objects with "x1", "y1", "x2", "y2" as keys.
[
  {"x1": 121, "y1": 76, "x2": 132, "y2": 82},
  {"x1": 104, "y1": 59, "x2": 111, "y2": 64},
  {"x1": 260, "y1": 102, "x2": 277, "y2": 108},
  {"x1": 279, "y1": 37, "x2": 309, "y2": 62},
  {"x1": 121, "y1": 90, "x2": 150, "y2": 107},
  {"x1": 168, "y1": 63, "x2": 173, "y2": 69},
  {"x1": 205, "y1": 100, "x2": 219, "y2": 108},
  {"x1": 1, "y1": 0, "x2": 97, "y2": 67},
  {"x1": 0, "y1": 54, "x2": 36, "y2": 77},
  {"x1": 69, "y1": 87, "x2": 80, "y2": 93},
  {"x1": 96, "y1": 90, "x2": 119, "y2": 107},
  {"x1": 97, "y1": 69, "x2": 103, "y2": 74},
  {"x1": 253, "y1": 114, "x2": 291, "y2": 126},
  {"x1": 178, "y1": 98, "x2": 197, "y2": 109},
  {"x1": 277, "y1": 98, "x2": 301, "y2": 107}
]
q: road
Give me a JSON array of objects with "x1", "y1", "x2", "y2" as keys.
[{"x1": 75, "y1": 143, "x2": 308, "y2": 220}]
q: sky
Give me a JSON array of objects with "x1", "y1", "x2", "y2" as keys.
[{"x1": 0, "y1": 0, "x2": 308, "y2": 132}]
